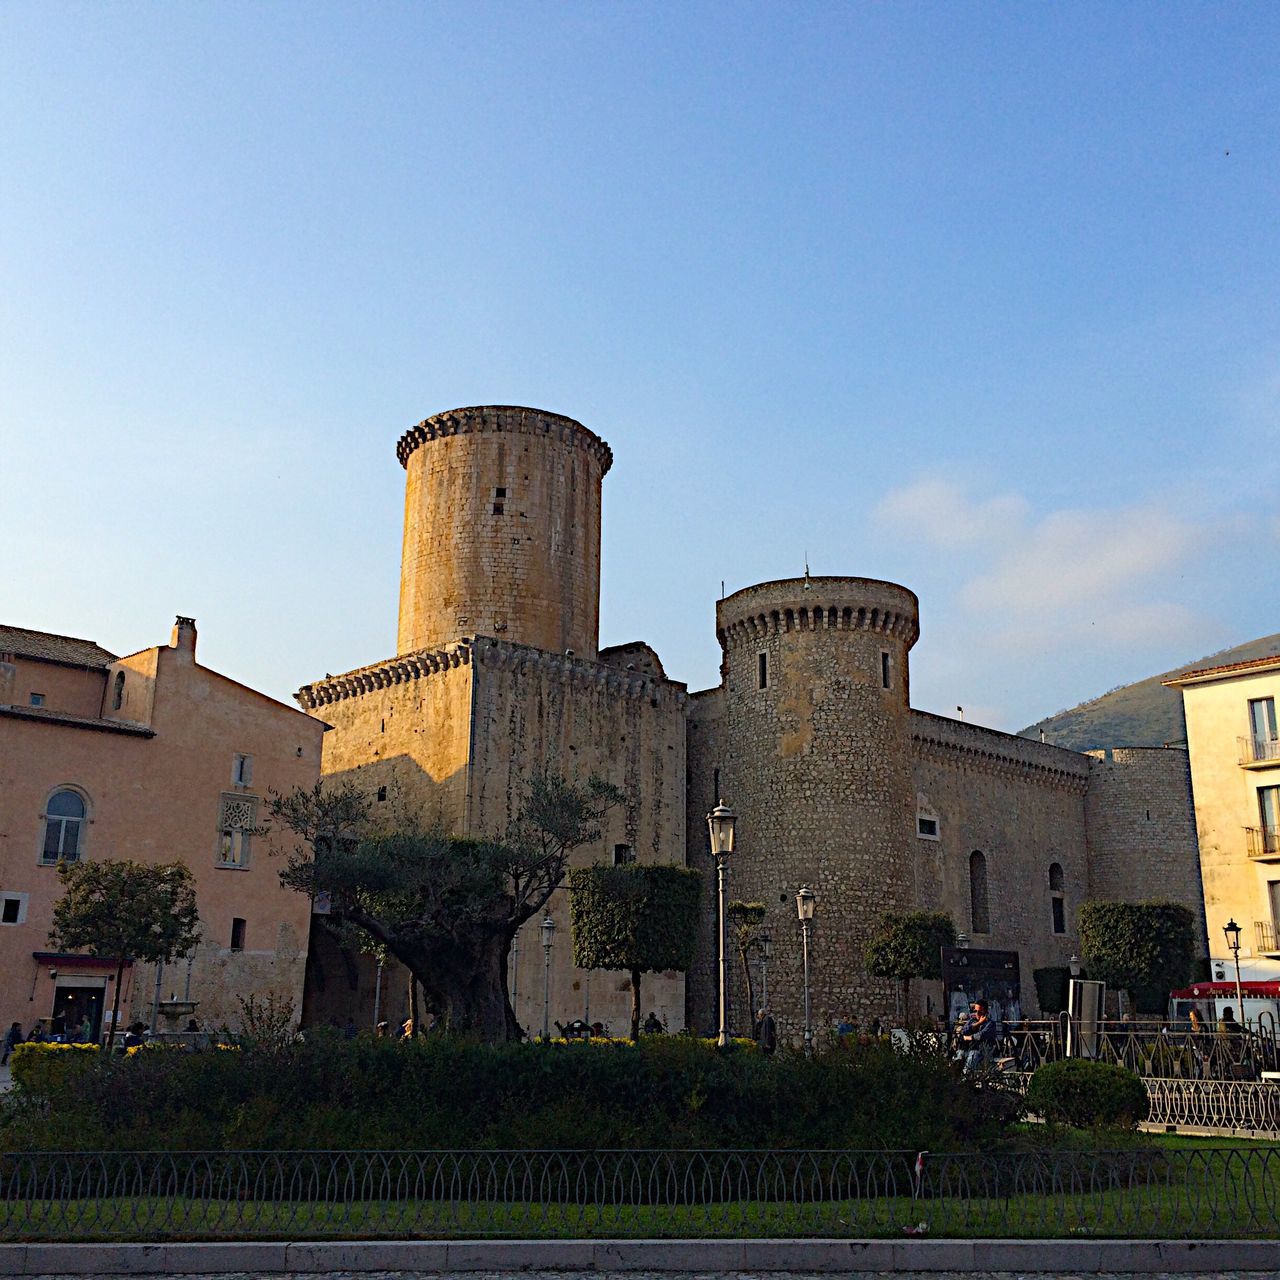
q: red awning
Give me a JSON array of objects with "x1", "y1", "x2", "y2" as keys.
[{"x1": 1170, "y1": 982, "x2": 1280, "y2": 998}]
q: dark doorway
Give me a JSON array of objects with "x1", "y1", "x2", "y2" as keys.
[{"x1": 52, "y1": 987, "x2": 104, "y2": 1042}]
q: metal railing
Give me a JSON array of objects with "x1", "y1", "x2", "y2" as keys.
[
  {"x1": 1246, "y1": 825, "x2": 1280, "y2": 859},
  {"x1": 1239, "y1": 735, "x2": 1280, "y2": 766},
  {"x1": 995, "y1": 1017, "x2": 1280, "y2": 1081},
  {"x1": 1144, "y1": 1078, "x2": 1280, "y2": 1135},
  {"x1": 1, "y1": 1147, "x2": 1278, "y2": 1240},
  {"x1": 1257, "y1": 921, "x2": 1278, "y2": 954}
]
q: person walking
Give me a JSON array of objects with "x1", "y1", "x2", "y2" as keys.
[
  {"x1": 753, "y1": 1007, "x2": 777, "y2": 1055},
  {"x1": 2, "y1": 1022, "x2": 23, "y2": 1065}
]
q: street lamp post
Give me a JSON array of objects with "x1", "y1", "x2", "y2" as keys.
[
  {"x1": 707, "y1": 802, "x2": 737, "y2": 1048},
  {"x1": 758, "y1": 932, "x2": 772, "y2": 1012},
  {"x1": 1224, "y1": 918, "x2": 1245, "y2": 1024},
  {"x1": 796, "y1": 887, "x2": 816, "y2": 1056},
  {"x1": 540, "y1": 915, "x2": 556, "y2": 1040}
]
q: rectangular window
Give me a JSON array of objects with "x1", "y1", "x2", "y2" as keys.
[
  {"x1": 613, "y1": 843, "x2": 635, "y2": 866},
  {"x1": 230, "y1": 918, "x2": 246, "y2": 951},
  {"x1": 1051, "y1": 897, "x2": 1066, "y2": 935},
  {"x1": 758, "y1": 653, "x2": 768, "y2": 690},
  {"x1": 492, "y1": 502, "x2": 504, "y2": 515},
  {"x1": 1250, "y1": 699, "x2": 1279, "y2": 761},
  {"x1": 881, "y1": 651, "x2": 891, "y2": 689},
  {"x1": 0, "y1": 894, "x2": 27, "y2": 925},
  {"x1": 495, "y1": 486, "x2": 507, "y2": 498},
  {"x1": 916, "y1": 816, "x2": 939, "y2": 838},
  {"x1": 376, "y1": 786, "x2": 387, "y2": 802},
  {"x1": 217, "y1": 794, "x2": 257, "y2": 868},
  {"x1": 232, "y1": 754, "x2": 253, "y2": 787},
  {"x1": 29, "y1": 693, "x2": 45, "y2": 707},
  {"x1": 1262, "y1": 786, "x2": 1280, "y2": 836}
]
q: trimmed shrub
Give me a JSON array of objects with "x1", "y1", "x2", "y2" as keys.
[
  {"x1": 1, "y1": 1032, "x2": 1022, "y2": 1153},
  {"x1": 9, "y1": 1042, "x2": 100, "y2": 1094},
  {"x1": 1033, "y1": 966, "x2": 1071, "y2": 1015},
  {"x1": 1026, "y1": 1059, "x2": 1149, "y2": 1130}
]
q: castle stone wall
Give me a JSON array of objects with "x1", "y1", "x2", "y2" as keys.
[
  {"x1": 1084, "y1": 746, "x2": 1208, "y2": 953},
  {"x1": 396, "y1": 407, "x2": 611, "y2": 660},
  {"x1": 468, "y1": 637, "x2": 688, "y2": 1035},
  {"x1": 910, "y1": 711, "x2": 1091, "y2": 1014}
]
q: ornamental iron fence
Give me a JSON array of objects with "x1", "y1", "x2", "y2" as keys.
[
  {"x1": 993, "y1": 1017, "x2": 1280, "y2": 1081},
  {"x1": 0, "y1": 1147, "x2": 1278, "y2": 1241}
]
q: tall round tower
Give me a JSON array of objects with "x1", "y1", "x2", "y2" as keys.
[
  {"x1": 715, "y1": 576, "x2": 921, "y2": 1033},
  {"x1": 395, "y1": 406, "x2": 613, "y2": 658}
]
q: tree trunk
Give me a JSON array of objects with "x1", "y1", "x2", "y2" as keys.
[
  {"x1": 413, "y1": 931, "x2": 516, "y2": 1043},
  {"x1": 105, "y1": 956, "x2": 125, "y2": 1053},
  {"x1": 737, "y1": 946, "x2": 756, "y2": 1030},
  {"x1": 630, "y1": 968, "x2": 642, "y2": 1042},
  {"x1": 408, "y1": 974, "x2": 419, "y2": 1035},
  {"x1": 901, "y1": 975, "x2": 911, "y2": 1025}
]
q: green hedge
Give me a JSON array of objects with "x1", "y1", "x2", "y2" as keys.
[
  {"x1": 1026, "y1": 1059, "x2": 1149, "y2": 1130},
  {"x1": 1, "y1": 1033, "x2": 1022, "y2": 1153}
]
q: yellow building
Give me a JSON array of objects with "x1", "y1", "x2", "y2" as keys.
[{"x1": 1166, "y1": 655, "x2": 1280, "y2": 978}]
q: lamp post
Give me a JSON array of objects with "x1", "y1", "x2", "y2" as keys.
[
  {"x1": 1224, "y1": 918, "x2": 1245, "y2": 1024},
  {"x1": 540, "y1": 915, "x2": 556, "y2": 1040},
  {"x1": 707, "y1": 802, "x2": 737, "y2": 1048},
  {"x1": 796, "y1": 887, "x2": 816, "y2": 1056},
  {"x1": 758, "y1": 932, "x2": 772, "y2": 1012}
]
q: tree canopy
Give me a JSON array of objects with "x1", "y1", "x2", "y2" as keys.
[
  {"x1": 863, "y1": 910, "x2": 957, "y2": 1017},
  {"x1": 567, "y1": 863, "x2": 701, "y2": 1039},
  {"x1": 1078, "y1": 901, "x2": 1195, "y2": 1013},
  {"x1": 49, "y1": 859, "x2": 200, "y2": 1049}
]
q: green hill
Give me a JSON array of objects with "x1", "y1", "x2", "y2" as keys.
[{"x1": 1019, "y1": 633, "x2": 1280, "y2": 752}]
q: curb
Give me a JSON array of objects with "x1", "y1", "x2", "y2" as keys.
[{"x1": 0, "y1": 1237, "x2": 1276, "y2": 1273}]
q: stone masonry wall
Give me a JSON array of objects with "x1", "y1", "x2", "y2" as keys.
[
  {"x1": 396, "y1": 407, "x2": 611, "y2": 660},
  {"x1": 711, "y1": 578, "x2": 920, "y2": 1045},
  {"x1": 1083, "y1": 746, "x2": 1208, "y2": 954},
  {"x1": 910, "y1": 711, "x2": 1091, "y2": 1015},
  {"x1": 468, "y1": 637, "x2": 688, "y2": 1036},
  {"x1": 685, "y1": 686, "x2": 724, "y2": 1034}
]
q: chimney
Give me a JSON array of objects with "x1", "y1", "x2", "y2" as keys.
[{"x1": 170, "y1": 616, "x2": 198, "y2": 656}]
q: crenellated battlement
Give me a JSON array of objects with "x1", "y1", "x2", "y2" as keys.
[
  {"x1": 395, "y1": 405, "x2": 613, "y2": 475},
  {"x1": 296, "y1": 636, "x2": 686, "y2": 711},
  {"x1": 716, "y1": 576, "x2": 920, "y2": 651}
]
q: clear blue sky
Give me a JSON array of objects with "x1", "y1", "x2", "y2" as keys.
[{"x1": 2, "y1": 4, "x2": 1276, "y2": 731}]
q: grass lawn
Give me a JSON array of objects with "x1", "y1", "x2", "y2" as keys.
[{"x1": 3, "y1": 1139, "x2": 1278, "y2": 1242}]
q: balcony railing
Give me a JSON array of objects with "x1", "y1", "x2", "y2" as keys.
[
  {"x1": 1257, "y1": 921, "x2": 1279, "y2": 953},
  {"x1": 1245, "y1": 826, "x2": 1280, "y2": 860},
  {"x1": 1239, "y1": 735, "x2": 1280, "y2": 766}
]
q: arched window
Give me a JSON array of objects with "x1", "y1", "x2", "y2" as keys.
[
  {"x1": 969, "y1": 850, "x2": 989, "y2": 934},
  {"x1": 112, "y1": 671, "x2": 125, "y2": 710},
  {"x1": 1049, "y1": 861, "x2": 1066, "y2": 934},
  {"x1": 42, "y1": 790, "x2": 86, "y2": 864}
]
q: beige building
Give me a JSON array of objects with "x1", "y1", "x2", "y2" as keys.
[
  {"x1": 300, "y1": 403, "x2": 1209, "y2": 1039},
  {"x1": 1166, "y1": 655, "x2": 1280, "y2": 978},
  {"x1": 0, "y1": 618, "x2": 325, "y2": 1040}
]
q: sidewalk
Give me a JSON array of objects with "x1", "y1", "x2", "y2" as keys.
[{"x1": 1, "y1": 1239, "x2": 1277, "y2": 1275}]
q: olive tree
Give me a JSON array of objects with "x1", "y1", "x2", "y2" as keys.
[{"x1": 268, "y1": 773, "x2": 621, "y2": 1043}]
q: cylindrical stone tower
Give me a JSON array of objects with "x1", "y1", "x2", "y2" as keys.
[
  {"x1": 395, "y1": 406, "x2": 613, "y2": 658},
  {"x1": 715, "y1": 576, "x2": 920, "y2": 1037}
]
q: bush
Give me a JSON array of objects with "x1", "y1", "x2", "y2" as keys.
[
  {"x1": 9, "y1": 1042, "x2": 99, "y2": 1094},
  {"x1": 1, "y1": 1032, "x2": 1021, "y2": 1153},
  {"x1": 1026, "y1": 1059, "x2": 1149, "y2": 1130}
]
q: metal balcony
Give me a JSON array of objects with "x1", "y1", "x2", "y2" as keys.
[
  {"x1": 1239, "y1": 735, "x2": 1280, "y2": 767},
  {"x1": 1257, "y1": 921, "x2": 1279, "y2": 954},
  {"x1": 1246, "y1": 826, "x2": 1280, "y2": 861}
]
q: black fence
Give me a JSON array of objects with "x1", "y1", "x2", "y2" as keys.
[
  {"x1": 995, "y1": 1018, "x2": 1280, "y2": 1081},
  {"x1": 1, "y1": 1147, "x2": 1278, "y2": 1240}
]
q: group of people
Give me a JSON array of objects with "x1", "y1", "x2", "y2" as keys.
[{"x1": 2, "y1": 1017, "x2": 97, "y2": 1062}]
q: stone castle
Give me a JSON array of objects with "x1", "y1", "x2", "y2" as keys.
[{"x1": 297, "y1": 405, "x2": 1207, "y2": 1039}]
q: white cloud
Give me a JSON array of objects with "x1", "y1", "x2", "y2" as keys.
[{"x1": 873, "y1": 478, "x2": 1028, "y2": 548}]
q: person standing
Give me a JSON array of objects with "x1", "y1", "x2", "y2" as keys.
[
  {"x1": 753, "y1": 1007, "x2": 777, "y2": 1056},
  {"x1": 957, "y1": 1000, "x2": 997, "y2": 1072}
]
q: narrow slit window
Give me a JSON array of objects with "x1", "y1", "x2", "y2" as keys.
[
  {"x1": 758, "y1": 652, "x2": 768, "y2": 690},
  {"x1": 230, "y1": 918, "x2": 246, "y2": 951},
  {"x1": 881, "y1": 651, "x2": 891, "y2": 689}
]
